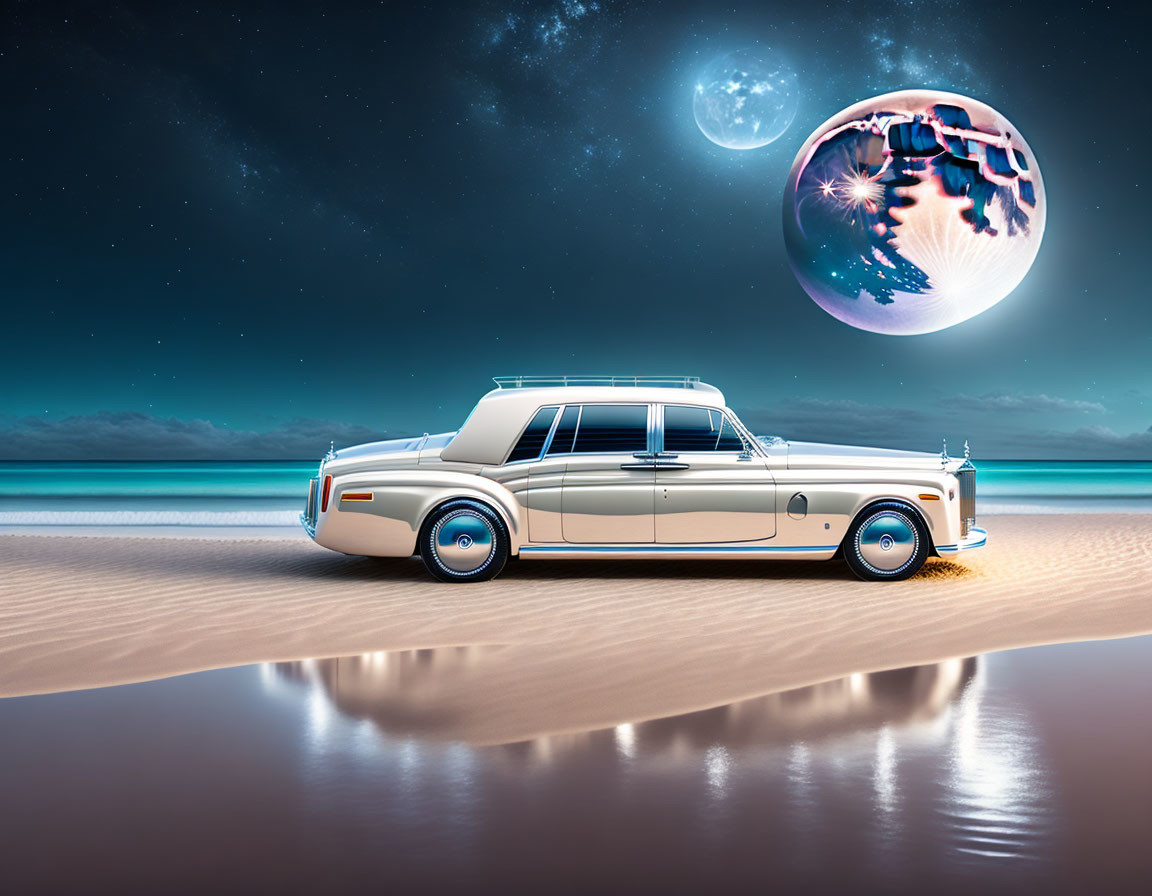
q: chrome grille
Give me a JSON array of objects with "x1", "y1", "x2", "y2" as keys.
[
  {"x1": 957, "y1": 467, "x2": 976, "y2": 536},
  {"x1": 305, "y1": 477, "x2": 319, "y2": 527}
]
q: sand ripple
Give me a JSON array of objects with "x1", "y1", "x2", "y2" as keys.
[{"x1": 1, "y1": 515, "x2": 1150, "y2": 743}]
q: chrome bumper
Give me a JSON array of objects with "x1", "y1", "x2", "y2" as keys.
[
  {"x1": 936, "y1": 526, "x2": 987, "y2": 555},
  {"x1": 299, "y1": 512, "x2": 316, "y2": 539}
]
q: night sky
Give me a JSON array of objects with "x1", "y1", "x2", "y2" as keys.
[{"x1": 2, "y1": 0, "x2": 1149, "y2": 459}]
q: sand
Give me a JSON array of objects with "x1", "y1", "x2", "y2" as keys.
[{"x1": 1, "y1": 514, "x2": 1150, "y2": 744}]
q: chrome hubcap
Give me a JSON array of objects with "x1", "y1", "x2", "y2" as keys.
[
  {"x1": 432, "y1": 510, "x2": 495, "y2": 574},
  {"x1": 857, "y1": 511, "x2": 917, "y2": 573}
]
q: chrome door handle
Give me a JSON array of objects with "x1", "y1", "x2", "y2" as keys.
[{"x1": 620, "y1": 461, "x2": 690, "y2": 471}]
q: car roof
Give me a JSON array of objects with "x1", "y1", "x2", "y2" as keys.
[{"x1": 440, "y1": 382, "x2": 728, "y2": 465}]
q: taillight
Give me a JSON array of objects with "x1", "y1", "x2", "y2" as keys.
[{"x1": 320, "y1": 475, "x2": 332, "y2": 513}]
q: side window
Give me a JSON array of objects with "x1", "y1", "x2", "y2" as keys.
[
  {"x1": 663, "y1": 405, "x2": 746, "y2": 452},
  {"x1": 546, "y1": 405, "x2": 580, "y2": 456},
  {"x1": 715, "y1": 415, "x2": 746, "y2": 452},
  {"x1": 507, "y1": 406, "x2": 559, "y2": 463},
  {"x1": 571, "y1": 404, "x2": 649, "y2": 454}
]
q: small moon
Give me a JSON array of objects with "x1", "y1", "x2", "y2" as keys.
[{"x1": 693, "y1": 49, "x2": 799, "y2": 150}]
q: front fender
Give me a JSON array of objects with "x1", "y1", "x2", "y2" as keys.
[
  {"x1": 845, "y1": 481, "x2": 959, "y2": 549},
  {"x1": 773, "y1": 474, "x2": 960, "y2": 552},
  {"x1": 313, "y1": 470, "x2": 523, "y2": 557}
]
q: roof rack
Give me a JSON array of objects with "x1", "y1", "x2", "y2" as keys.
[{"x1": 492, "y1": 375, "x2": 717, "y2": 392}]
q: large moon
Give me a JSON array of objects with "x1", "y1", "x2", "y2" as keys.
[
  {"x1": 782, "y1": 90, "x2": 1046, "y2": 335},
  {"x1": 693, "y1": 49, "x2": 798, "y2": 150}
]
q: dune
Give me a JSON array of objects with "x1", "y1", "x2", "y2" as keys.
[{"x1": 1, "y1": 514, "x2": 1150, "y2": 744}]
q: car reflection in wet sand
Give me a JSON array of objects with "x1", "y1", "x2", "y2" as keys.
[
  {"x1": 11, "y1": 636, "x2": 1151, "y2": 889},
  {"x1": 272, "y1": 646, "x2": 507, "y2": 738},
  {"x1": 273, "y1": 647, "x2": 977, "y2": 754},
  {"x1": 271, "y1": 647, "x2": 1055, "y2": 866}
]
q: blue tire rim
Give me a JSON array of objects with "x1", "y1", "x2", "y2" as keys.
[
  {"x1": 431, "y1": 509, "x2": 496, "y2": 574},
  {"x1": 856, "y1": 510, "x2": 917, "y2": 574}
]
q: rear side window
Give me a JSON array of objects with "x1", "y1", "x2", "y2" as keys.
[
  {"x1": 663, "y1": 405, "x2": 746, "y2": 452},
  {"x1": 571, "y1": 405, "x2": 649, "y2": 454},
  {"x1": 546, "y1": 405, "x2": 580, "y2": 455},
  {"x1": 507, "y1": 406, "x2": 559, "y2": 463}
]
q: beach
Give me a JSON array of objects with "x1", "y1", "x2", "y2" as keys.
[
  {"x1": 2, "y1": 513, "x2": 1150, "y2": 744},
  {"x1": 4, "y1": 504, "x2": 1152, "y2": 890}
]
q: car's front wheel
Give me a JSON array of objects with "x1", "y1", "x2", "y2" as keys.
[
  {"x1": 843, "y1": 502, "x2": 929, "y2": 581},
  {"x1": 419, "y1": 500, "x2": 509, "y2": 583}
]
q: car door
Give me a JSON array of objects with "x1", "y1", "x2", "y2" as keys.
[
  {"x1": 494, "y1": 404, "x2": 563, "y2": 543},
  {"x1": 654, "y1": 404, "x2": 775, "y2": 543},
  {"x1": 559, "y1": 403, "x2": 655, "y2": 544}
]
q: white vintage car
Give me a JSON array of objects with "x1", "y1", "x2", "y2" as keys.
[{"x1": 301, "y1": 376, "x2": 984, "y2": 582}]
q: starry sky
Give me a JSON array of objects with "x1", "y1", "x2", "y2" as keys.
[{"x1": 2, "y1": 0, "x2": 1149, "y2": 459}]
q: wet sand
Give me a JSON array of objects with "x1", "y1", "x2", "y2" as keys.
[
  {"x1": 3, "y1": 639, "x2": 1151, "y2": 891},
  {"x1": 1, "y1": 515, "x2": 1151, "y2": 744}
]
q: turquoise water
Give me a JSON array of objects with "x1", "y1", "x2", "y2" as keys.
[
  {"x1": 0, "y1": 460, "x2": 1149, "y2": 529},
  {"x1": 0, "y1": 462, "x2": 316, "y2": 529},
  {"x1": 977, "y1": 460, "x2": 1152, "y2": 511},
  {"x1": 0, "y1": 462, "x2": 315, "y2": 498}
]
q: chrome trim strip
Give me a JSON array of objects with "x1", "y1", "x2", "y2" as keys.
[
  {"x1": 537, "y1": 405, "x2": 565, "y2": 459},
  {"x1": 572, "y1": 404, "x2": 583, "y2": 451},
  {"x1": 519, "y1": 544, "x2": 837, "y2": 554},
  {"x1": 936, "y1": 527, "x2": 988, "y2": 553},
  {"x1": 648, "y1": 402, "x2": 657, "y2": 457}
]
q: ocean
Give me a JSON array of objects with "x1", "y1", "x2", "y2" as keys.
[{"x1": 0, "y1": 460, "x2": 1149, "y2": 533}]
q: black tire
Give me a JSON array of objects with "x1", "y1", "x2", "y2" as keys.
[
  {"x1": 843, "y1": 501, "x2": 929, "y2": 582},
  {"x1": 419, "y1": 500, "x2": 509, "y2": 583}
]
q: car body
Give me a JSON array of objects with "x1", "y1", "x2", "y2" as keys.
[{"x1": 301, "y1": 376, "x2": 985, "y2": 582}]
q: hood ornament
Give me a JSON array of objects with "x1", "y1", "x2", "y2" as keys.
[
  {"x1": 959, "y1": 439, "x2": 975, "y2": 470},
  {"x1": 325, "y1": 440, "x2": 336, "y2": 461},
  {"x1": 940, "y1": 438, "x2": 950, "y2": 464}
]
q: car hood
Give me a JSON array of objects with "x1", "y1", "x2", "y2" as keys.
[{"x1": 765, "y1": 439, "x2": 959, "y2": 472}]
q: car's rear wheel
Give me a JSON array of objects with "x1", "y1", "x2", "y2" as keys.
[
  {"x1": 843, "y1": 502, "x2": 928, "y2": 581},
  {"x1": 419, "y1": 500, "x2": 509, "y2": 583}
]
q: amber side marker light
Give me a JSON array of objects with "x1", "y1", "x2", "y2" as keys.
[
  {"x1": 320, "y1": 475, "x2": 333, "y2": 512},
  {"x1": 340, "y1": 492, "x2": 374, "y2": 502},
  {"x1": 918, "y1": 493, "x2": 941, "y2": 501}
]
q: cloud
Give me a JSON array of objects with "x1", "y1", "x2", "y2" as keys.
[
  {"x1": 1020, "y1": 425, "x2": 1152, "y2": 459},
  {"x1": 4, "y1": 405, "x2": 1149, "y2": 462},
  {"x1": 738, "y1": 398, "x2": 940, "y2": 451},
  {"x1": 734, "y1": 398, "x2": 1151, "y2": 460},
  {"x1": 0, "y1": 412, "x2": 402, "y2": 460},
  {"x1": 945, "y1": 392, "x2": 1106, "y2": 414}
]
